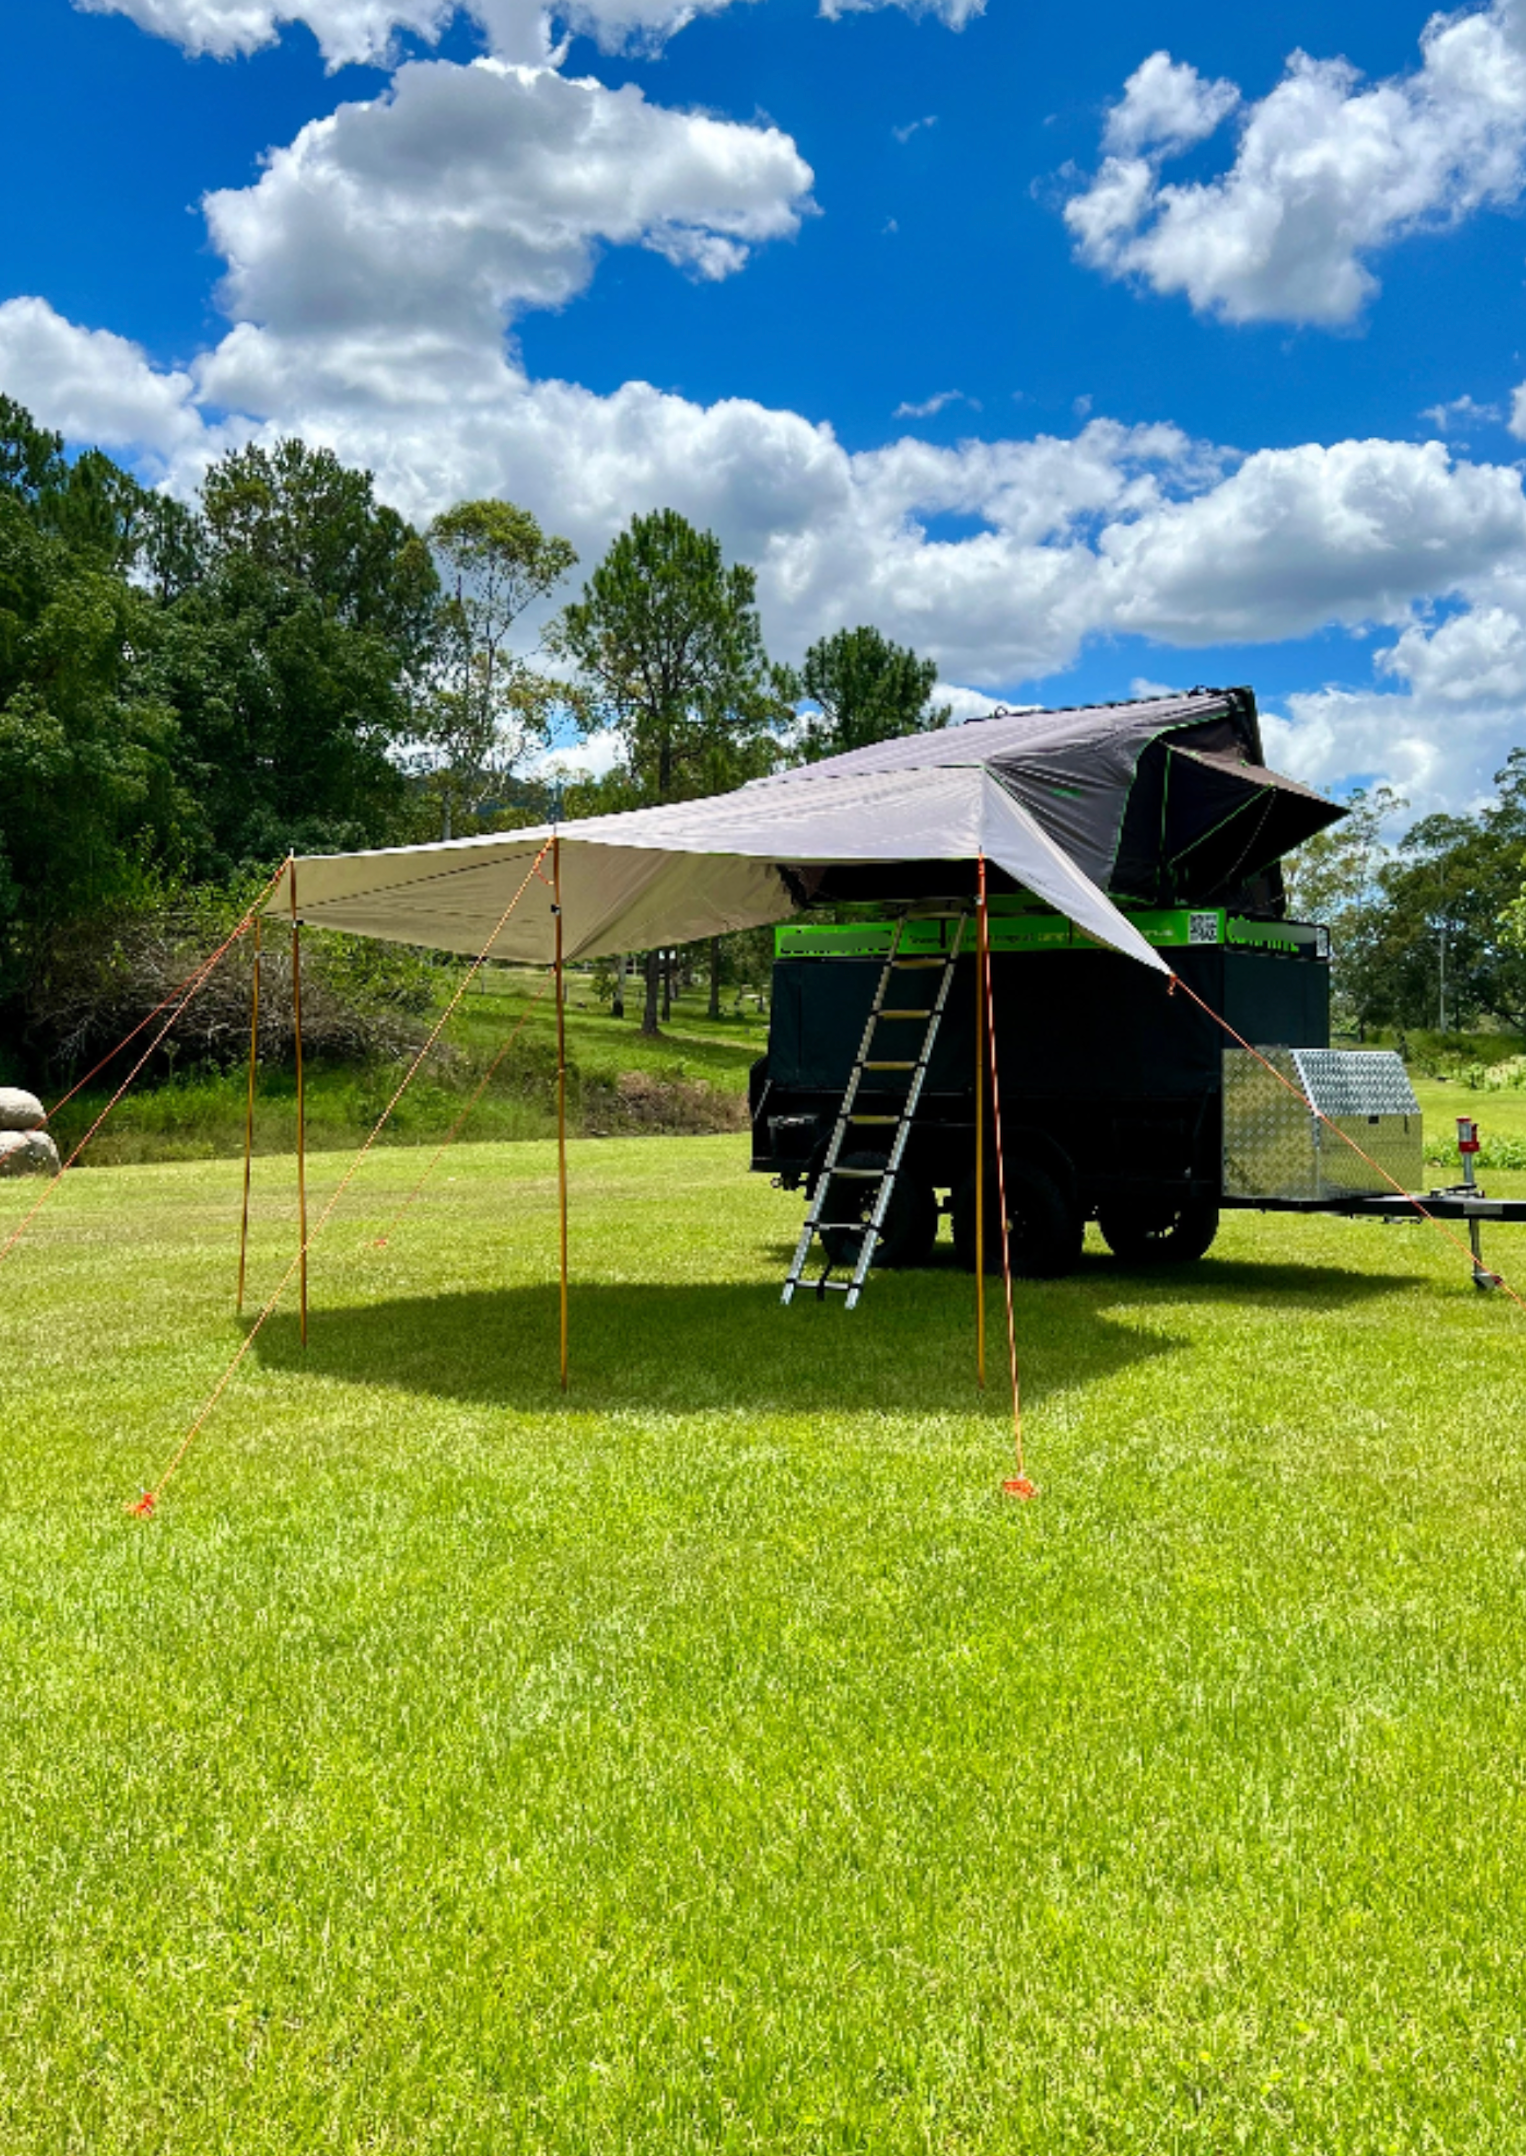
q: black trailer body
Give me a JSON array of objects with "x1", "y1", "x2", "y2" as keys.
[{"x1": 750, "y1": 907, "x2": 1333, "y2": 1271}]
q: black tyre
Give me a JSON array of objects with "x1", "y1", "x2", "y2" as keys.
[
  {"x1": 1098, "y1": 1191, "x2": 1220, "y2": 1265},
  {"x1": 952, "y1": 1160, "x2": 1083, "y2": 1280},
  {"x1": 818, "y1": 1152, "x2": 939, "y2": 1270}
]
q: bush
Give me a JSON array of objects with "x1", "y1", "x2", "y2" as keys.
[{"x1": 21, "y1": 885, "x2": 441, "y2": 1084}]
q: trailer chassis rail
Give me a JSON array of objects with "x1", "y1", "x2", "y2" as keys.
[{"x1": 1223, "y1": 1190, "x2": 1526, "y2": 1221}]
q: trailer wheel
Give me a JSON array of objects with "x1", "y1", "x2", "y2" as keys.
[
  {"x1": 1098, "y1": 1193, "x2": 1220, "y2": 1265},
  {"x1": 952, "y1": 1162, "x2": 1083, "y2": 1280},
  {"x1": 819, "y1": 1153, "x2": 938, "y2": 1270}
]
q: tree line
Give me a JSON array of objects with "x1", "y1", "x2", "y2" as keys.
[
  {"x1": 0, "y1": 401, "x2": 947, "y2": 1063},
  {"x1": 10, "y1": 396, "x2": 1521, "y2": 1072},
  {"x1": 1285, "y1": 769, "x2": 1526, "y2": 1041}
]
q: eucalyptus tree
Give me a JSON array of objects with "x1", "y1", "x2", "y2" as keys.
[
  {"x1": 423, "y1": 499, "x2": 576, "y2": 840},
  {"x1": 554, "y1": 508, "x2": 788, "y2": 1034}
]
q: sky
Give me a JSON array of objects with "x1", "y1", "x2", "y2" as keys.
[{"x1": 6, "y1": 0, "x2": 1526, "y2": 810}]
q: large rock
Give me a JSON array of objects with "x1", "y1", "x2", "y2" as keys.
[
  {"x1": 0, "y1": 1088, "x2": 46, "y2": 1132},
  {"x1": 0, "y1": 1130, "x2": 60, "y2": 1176}
]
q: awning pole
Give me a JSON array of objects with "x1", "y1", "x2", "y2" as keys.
[
  {"x1": 236, "y1": 912, "x2": 262, "y2": 1314},
  {"x1": 975, "y1": 855, "x2": 987, "y2": 1391},
  {"x1": 554, "y1": 833, "x2": 569, "y2": 1393},
  {"x1": 289, "y1": 857, "x2": 308, "y2": 1347}
]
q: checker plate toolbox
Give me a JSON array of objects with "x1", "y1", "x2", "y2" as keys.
[{"x1": 1223, "y1": 1049, "x2": 1423, "y2": 1204}]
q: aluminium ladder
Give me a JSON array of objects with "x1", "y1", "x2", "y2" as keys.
[{"x1": 781, "y1": 909, "x2": 969, "y2": 1310}]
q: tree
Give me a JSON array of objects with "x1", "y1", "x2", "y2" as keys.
[
  {"x1": 201, "y1": 439, "x2": 437, "y2": 654},
  {"x1": 421, "y1": 499, "x2": 576, "y2": 840},
  {"x1": 1283, "y1": 785, "x2": 1405, "y2": 1037},
  {"x1": 1368, "y1": 755, "x2": 1526, "y2": 1036},
  {"x1": 783, "y1": 625, "x2": 950, "y2": 762},
  {"x1": 1287, "y1": 764, "x2": 1526, "y2": 1038},
  {"x1": 554, "y1": 509, "x2": 788, "y2": 1033},
  {"x1": 152, "y1": 439, "x2": 442, "y2": 872},
  {"x1": 0, "y1": 485, "x2": 192, "y2": 1005}
]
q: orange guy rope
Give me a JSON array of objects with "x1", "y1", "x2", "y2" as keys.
[
  {"x1": 1168, "y1": 969, "x2": 1526, "y2": 1317},
  {"x1": 42, "y1": 863, "x2": 283, "y2": 1126},
  {"x1": 129, "y1": 837, "x2": 556, "y2": 1517},
  {"x1": 236, "y1": 912, "x2": 262, "y2": 1314},
  {"x1": 978, "y1": 857, "x2": 1032, "y2": 1499},
  {"x1": 372, "y1": 971, "x2": 554, "y2": 1251}
]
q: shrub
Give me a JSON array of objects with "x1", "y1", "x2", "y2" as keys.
[{"x1": 22, "y1": 885, "x2": 440, "y2": 1083}]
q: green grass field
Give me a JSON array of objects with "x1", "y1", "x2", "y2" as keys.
[{"x1": 2, "y1": 1131, "x2": 1525, "y2": 2152}]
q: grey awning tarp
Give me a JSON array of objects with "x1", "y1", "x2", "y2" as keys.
[{"x1": 266, "y1": 762, "x2": 1169, "y2": 973}]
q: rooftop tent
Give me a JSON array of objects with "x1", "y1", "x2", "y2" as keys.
[
  {"x1": 265, "y1": 757, "x2": 1171, "y2": 973},
  {"x1": 764, "y1": 686, "x2": 1344, "y2": 912}
]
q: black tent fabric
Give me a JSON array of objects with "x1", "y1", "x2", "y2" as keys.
[{"x1": 766, "y1": 685, "x2": 1343, "y2": 913}]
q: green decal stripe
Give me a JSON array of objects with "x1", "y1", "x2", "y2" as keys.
[{"x1": 775, "y1": 908, "x2": 1231, "y2": 957}]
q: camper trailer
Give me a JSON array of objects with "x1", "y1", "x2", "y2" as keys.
[{"x1": 747, "y1": 688, "x2": 1522, "y2": 1289}]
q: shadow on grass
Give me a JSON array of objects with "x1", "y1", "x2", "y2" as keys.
[
  {"x1": 251, "y1": 1276, "x2": 1172, "y2": 1415},
  {"x1": 1076, "y1": 1253, "x2": 1422, "y2": 1307},
  {"x1": 755, "y1": 1241, "x2": 1421, "y2": 1313}
]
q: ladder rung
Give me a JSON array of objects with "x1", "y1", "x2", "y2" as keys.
[{"x1": 785, "y1": 912, "x2": 965, "y2": 1314}]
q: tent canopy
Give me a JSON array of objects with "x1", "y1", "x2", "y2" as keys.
[{"x1": 266, "y1": 688, "x2": 1340, "y2": 977}]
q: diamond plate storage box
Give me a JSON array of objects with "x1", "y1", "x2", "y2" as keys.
[{"x1": 1222, "y1": 1048, "x2": 1422, "y2": 1202}]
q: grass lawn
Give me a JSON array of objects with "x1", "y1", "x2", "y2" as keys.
[
  {"x1": 1414, "y1": 1073, "x2": 1526, "y2": 1166},
  {"x1": 2, "y1": 1134, "x2": 1525, "y2": 2151}
]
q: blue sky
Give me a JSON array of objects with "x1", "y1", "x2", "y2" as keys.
[{"x1": 7, "y1": 0, "x2": 1526, "y2": 807}]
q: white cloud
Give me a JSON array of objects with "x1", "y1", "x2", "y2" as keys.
[
  {"x1": 1101, "y1": 51, "x2": 1238, "y2": 157},
  {"x1": 15, "y1": 290, "x2": 1526, "y2": 802},
  {"x1": 892, "y1": 114, "x2": 937, "y2": 144},
  {"x1": 1066, "y1": 0, "x2": 1526, "y2": 326},
  {"x1": 1261, "y1": 549, "x2": 1526, "y2": 809},
  {"x1": 937, "y1": 683, "x2": 1011, "y2": 723},
  {"x1": 13, "y1": 18, "x2": 1526, "y2": 813},
  {"x1": 1096, "y1": 438, "x2": 1526, "y2": 644},
  {"x1": 821, "y1": 0, "x2": 982, "y2": 26},
  {"x1": 0, "y1": 298, "x2": 215, "y2": 471},
  {"x1": 1420, "y1": 391, "x2": 1504, "y2": 434},
  {"x1": 75, "y1": 0, "x2": 973, "y2": 67},
  {"x1": 73, "y1": 0, "x2": 458, "y2": 66},
  {"x1": 69, "y1": 0, "x2": 726, "y2": 66},
  {"x1": 1509, "y1": 380, "x2": 1526, "y2": 438},
  {"x1": 893, "y1": 389, "x2": 971, "y2": 419},
  {"x1": 198, "y1": 56, "x2": 813, "y2": 383}
]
